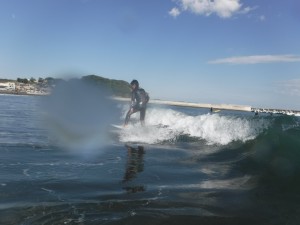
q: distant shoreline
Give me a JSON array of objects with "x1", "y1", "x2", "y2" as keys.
[
  {"x1": 2, "y1": 91, "x2": 299, "y2": 116},
  {"x1": 0, "y1": 90, "x2": 48, "y2": 97},
  {"x1": 113, "y1": 97, "x2": 300, "y2": 116}
]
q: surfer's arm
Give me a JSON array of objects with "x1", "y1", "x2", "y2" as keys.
[{"x1": 130, "y1": 91, "x2": 138, "y2": 108}]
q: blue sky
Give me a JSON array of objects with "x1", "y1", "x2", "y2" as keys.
[{"x1": 1, "y1": 0, "x2": 300, "y2": 110}]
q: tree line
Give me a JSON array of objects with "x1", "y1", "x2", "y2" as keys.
[
  {"x1": 16, "y1": 77, "x2": 60, "y2": 84},
  {"x1": 14, "y1": 75, "x2": 131, "y2": 97}
]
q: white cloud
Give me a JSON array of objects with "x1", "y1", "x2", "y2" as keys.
[
  {"x1": 276, "y1": 79, "x2": 300, "y2": 97},
  {"x1": 208, "y1": 55, "x2": 300, "y2": 64},
  {"x1": 169, "y1": 7, "x2": 181, "y2": 18},
  {"x1": 170, "y1": 0, "x2": 251, "y2": 19},
  {"x1": 239, "y1": 6, "x2": 257, "y2": 14},
  {"x1": 259, "y1": 15, "x2": 266, "y2": 21},
  {"x1": 213, "y1": 0, "x2": 241, "y2": 18}
]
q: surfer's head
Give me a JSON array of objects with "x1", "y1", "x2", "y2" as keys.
[{"x1": 130, "y1": 79, "x2": 139, "y2": 90}]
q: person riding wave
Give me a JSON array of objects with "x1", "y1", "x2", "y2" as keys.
[{"x1": 124, "y1": 80, "x2": 149, "y2": 126}]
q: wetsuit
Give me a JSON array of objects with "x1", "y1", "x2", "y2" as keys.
[{"x1": 124, "y1": 88, "x2": 149, "y2": 125}]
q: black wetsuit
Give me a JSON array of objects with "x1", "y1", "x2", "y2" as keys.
[{"x1": 124, "y1": 88, "x2": 149, "y2": 125}]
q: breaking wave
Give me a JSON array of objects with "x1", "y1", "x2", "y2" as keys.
[{"x1": 117, "y1": 107, "x2": 271, "y2": 145}]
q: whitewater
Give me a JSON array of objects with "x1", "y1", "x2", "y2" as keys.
[{"x1": 118, "y1": 106, "x2": 271, "y2": 145}]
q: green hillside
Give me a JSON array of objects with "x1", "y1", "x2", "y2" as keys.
[{"x1": 82, "y1": 75, "x2": 131, "y2": 97}]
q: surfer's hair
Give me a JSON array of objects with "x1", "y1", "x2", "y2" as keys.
[{"x1": 130, "y1": 80, "x2": 139, "y2": 87}]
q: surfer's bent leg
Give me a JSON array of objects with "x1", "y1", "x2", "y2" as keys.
[
  {"x1": 140, "y1": 107, "x2": 146, "y2": 126},
  {"x1": 124, "y1": 108, "x2": 138, "y2": 125}
]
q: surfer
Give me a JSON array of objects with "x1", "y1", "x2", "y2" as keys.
[{"x1": 124, "y1": 80, "x2": 149, "y2": 126}]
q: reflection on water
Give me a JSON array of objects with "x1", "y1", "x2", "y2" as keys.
[{"x1": 122, "y1": 144, "x2": 145, "y2": 193}]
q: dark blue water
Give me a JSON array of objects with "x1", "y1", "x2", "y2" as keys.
[{"x1": 1, "y1": 94, "x2": 300, "y2": 225}]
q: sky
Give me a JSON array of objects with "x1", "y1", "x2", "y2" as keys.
[{"x1": 0, "y1": 0, "x2": 300, "y2": 110}]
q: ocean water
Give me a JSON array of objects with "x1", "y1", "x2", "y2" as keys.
[{"x1": 1, "y1": 94, "x2": 300, "y2": 225}]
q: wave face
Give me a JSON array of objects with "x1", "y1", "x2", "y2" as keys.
[
  {"x1": 118, "y1": 107, "x2": 272, "y2": 145},
  {"x1": 238, "y1": 114, "x2": 300, "y2": 189}
]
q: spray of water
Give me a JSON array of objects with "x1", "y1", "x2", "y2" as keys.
[
  {"x1": 41, "y1": 79, "x2": 117, "y2": 154},
  {"x1": 118, "y1": 107, "x2": 270, "y2": 145}
]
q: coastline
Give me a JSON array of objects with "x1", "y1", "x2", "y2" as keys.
[
  {"x1": 113, "y1": 97, "x2": 300, "y2": 116},
  {"x1": 0, "y1": 90, "x2": 49, "y2": 97},
  {"x1": 113, "y1": 97, "x2": 252, "y2": 112},
  {"x1": 2, "y1": 93, "x2": 299, "y2": 116}
]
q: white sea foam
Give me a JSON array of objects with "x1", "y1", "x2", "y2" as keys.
[{"x1": 119, "y1": 107, "x2": 270, "y2": 145}]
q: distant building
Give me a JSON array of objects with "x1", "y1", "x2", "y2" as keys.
[{"x1": 0, "y1": 82, "x2": 15, "y2": 91}]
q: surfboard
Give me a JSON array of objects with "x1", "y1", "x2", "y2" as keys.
[
  {"x1": 111, "y1": 123, "x2": 169, "y2": 130},
  {"x1": 111, "y1": 124, "x2": 124, "y2": 129}
]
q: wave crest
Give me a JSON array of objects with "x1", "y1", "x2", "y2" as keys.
[{"x1": 118, "y1": 108, "x2": 270, "y2": 145}]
